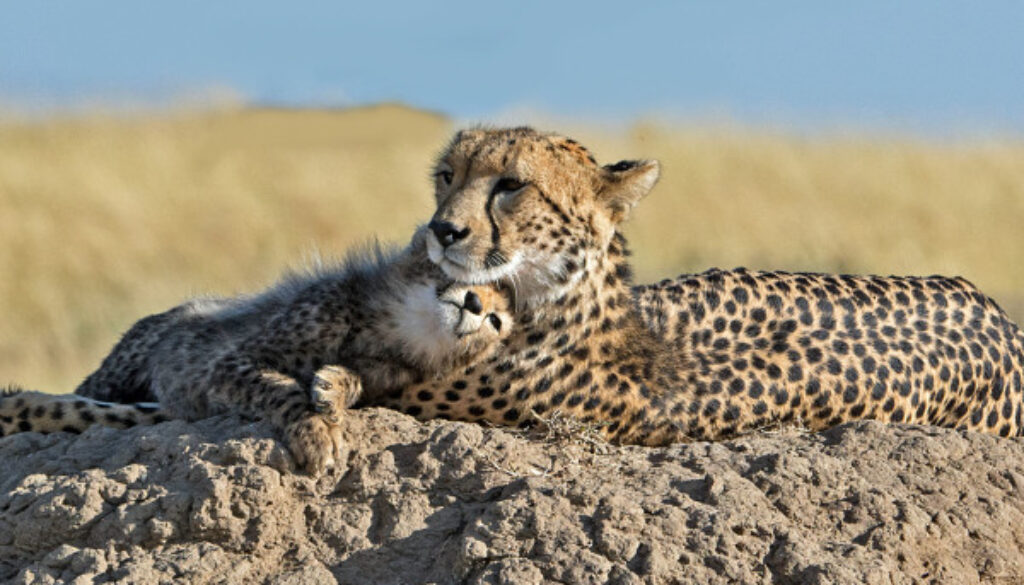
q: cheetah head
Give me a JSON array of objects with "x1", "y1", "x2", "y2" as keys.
[{"x1": 424, "y1": 127, "x2": 660, "y2": 307}]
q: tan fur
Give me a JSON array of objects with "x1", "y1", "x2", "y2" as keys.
[
  {"x1": 5, "y1": 127, "x2": 1024, "y2": 473},
  {"x1": 0, "y1": 388, "x2": 167, "y2": 435},
  {"x1": 384, "y1": 127, "x2": 1024, "y2": 444},
  {"x1": 0, "y1": 240, "x2": 510, "y2": 474}
]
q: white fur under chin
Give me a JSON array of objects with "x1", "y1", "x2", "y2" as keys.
[
  {"x1": 386, "y1": 283, "x2": 463, "y2": 371},
  {"x1": 426, "y1": 233, "x2": 525, "y2": 285},
  {"x1": 488, "y1": 254, "x2": 593, "y2": 313}
]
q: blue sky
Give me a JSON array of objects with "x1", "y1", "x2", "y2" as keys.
[{"x1": 2, "y1": 1, "x2": 1022, "y2": 133}]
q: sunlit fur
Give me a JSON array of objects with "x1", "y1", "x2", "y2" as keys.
[
  {"x1": 389, "y1": 127, "x2": 1024, "y2": 444},
  {"x1": 5, "y1": 126, "x2": 1024, "y2": 473},
  {"x1": 425, "y1": 127, "x2": 659, "y2": 310},
  {"x1": 0, "y1": 234, "x2": 511, "y2": 474}
]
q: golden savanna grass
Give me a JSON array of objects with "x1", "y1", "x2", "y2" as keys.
[{"x1": 2, "y1": 104, "x2": 1023, "y2": 392}]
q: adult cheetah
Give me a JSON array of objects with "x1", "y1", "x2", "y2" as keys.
[
  {"x1": 1, "y1": 235, "x2": 511, "y2": 473},
  {"x1": 375, "y1": 127, "x2": 1024, "y2": 444}
]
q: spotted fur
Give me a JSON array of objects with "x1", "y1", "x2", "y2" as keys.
[
  {"x1": 0, "y1": 389, "x2": 167, "y2": 435},
  {"x1": 383, "y1": 127, "x2": 1024, "y2": 444},
  {"x1": 5, "y1": 127, "x2": 1023, "y2": 470},
  {"x1": 0, "y1": 239, "x2": 510, "y2": 474}
]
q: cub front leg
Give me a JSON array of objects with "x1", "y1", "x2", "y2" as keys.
[
  {"x1": 200, "y1": 365, "x2": 345, "y2": 475},
  {"x1": 259, "y1": 371, "x2": 347, "y2": 475},
  {"x1": 197, "y1": 298, "x2": 354, "y2": 474},
  {"x1": 309, "y1": 365, "x2": 364, "y2": 423}
]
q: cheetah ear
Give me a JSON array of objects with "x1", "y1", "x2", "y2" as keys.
[{"x1": 599, "y1": 159, "x2": 660, "y2": 223}]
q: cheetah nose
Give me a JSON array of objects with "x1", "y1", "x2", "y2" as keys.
[
  {"x1": 464, "y1": 291, "x2": 483, "y2": 315},
  {"x1": 428, "y1": 220, "x2": 471, "y2": 247}
]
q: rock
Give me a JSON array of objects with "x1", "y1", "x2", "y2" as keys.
[{"x1": 2, "y1": 409, "x2": 1024, "y2": 584}]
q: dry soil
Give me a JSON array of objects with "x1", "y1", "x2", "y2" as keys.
[{"x1": 2, "y1": 409, "x2": 1024, "y2": 584}]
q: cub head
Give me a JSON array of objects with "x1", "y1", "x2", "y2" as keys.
[
  {"x1": 392, "y1": 282, "x2": 511, "y2": 372},
  {"x1": 425, "y1": 127, "x2": 660, "y2": 305}
]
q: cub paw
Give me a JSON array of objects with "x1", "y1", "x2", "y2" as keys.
[
  {"x1": 284, "y1": 415, "x2": 345, "y2": 475},
  {"x1": 310, "y1": 365, "x2": 363, "y2": 422}
]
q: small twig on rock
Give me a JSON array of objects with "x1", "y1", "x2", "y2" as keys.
[{"x1": 527, "y1": 409, "x2": 612, "y2": 455}]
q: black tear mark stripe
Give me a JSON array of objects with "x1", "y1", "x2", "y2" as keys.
[
  {"x1": 463, "y1": 141, "x2": 503, "y2": 257},
  {"x1": 486, "y1": 187, "x2": 502, "y2": 248},
  {"x1": 484, "y1": 179, "x2": 505, "y2": 267}
]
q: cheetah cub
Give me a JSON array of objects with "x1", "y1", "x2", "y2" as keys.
[
  {"x1": 0, "y1": 230, "x2": 512, "y2": 474},
  {"x1": 308, "y1": 283, "x2": 510, "y2": 423}
]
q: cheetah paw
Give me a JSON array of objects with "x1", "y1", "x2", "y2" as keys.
[
  {"x1": 309, "y1": 365, "x2": 363, "y2": 422},
  {"x1": 284, "y1": 415, "x2": 345, "y2": 475}
]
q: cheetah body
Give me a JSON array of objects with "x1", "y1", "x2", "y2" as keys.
[
  {"x1": 384, "y1": 127, "x2": 1024, "y2": 443},
  {"x1": 1, "y1": 237, "x2": 509, "y2": 472}
]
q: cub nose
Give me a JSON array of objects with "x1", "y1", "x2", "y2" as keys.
[
  {"x1": 429, "y1": 220, "x2": 471, "y2": 247},
  {"x1": 464, "y1": 290, "x2": 483, "y2": 315}
]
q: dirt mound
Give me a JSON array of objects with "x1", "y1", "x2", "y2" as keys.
[{"x1": 2, "y1": 409, "x2": 1024, "y2": 584}]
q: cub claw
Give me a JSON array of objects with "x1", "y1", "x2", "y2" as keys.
[{"x1": 285, "y1": 415, "x2": 344, "y2": 475}]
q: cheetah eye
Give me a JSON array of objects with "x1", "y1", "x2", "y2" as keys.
[
  {"x1": 492, "y1": 177, "x2": 526, "y2": 195},
  {"x1": 487, "y1": 313, "x2": 503, "y2": 332},
  {"x1": 434, "y1": 170, "x2": 453, "y2": 185}
]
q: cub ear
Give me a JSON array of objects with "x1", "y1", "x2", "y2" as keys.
[{"x1": 599, "y1": 159, "x2": 661, "y2": 223}]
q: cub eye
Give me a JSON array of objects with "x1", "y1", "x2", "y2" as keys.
[
  {"x1": 434, "y1": 170, "x2": 454, "y2": 185},
  {"x1": 492, "y1": 177, "x2": 526, "y2": 194},
  {"x1": 487, "y1": 313, "x2": 503, "y2": 332}
]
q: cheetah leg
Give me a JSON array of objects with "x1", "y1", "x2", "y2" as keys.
[
  {"x1": 309, "y1": 365, "x2": 364, "y2": 423},
  {"x1": 264, "y1": 372, "x2": 346, "y2": 475},
  {"x1": 0, "y1": 387, "x2": 168, "y2": 437},
  {"x1": 200, "y1": 367, "x2": 345, "y2": 475}
]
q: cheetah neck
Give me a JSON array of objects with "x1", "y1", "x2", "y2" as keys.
[
  {"x1": 511, "y1": 233, "x2": 635, "y2": 340},
  {"x1": 398, "y1": 232, "x2": 685, "y2": 444},
  {"x1": 480, "y1": 234, "x2": 676, "y2": 425}
]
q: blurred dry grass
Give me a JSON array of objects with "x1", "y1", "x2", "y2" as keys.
[{"x1": 2, "y1": 104, "x2": 1023, "y2": 391}]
